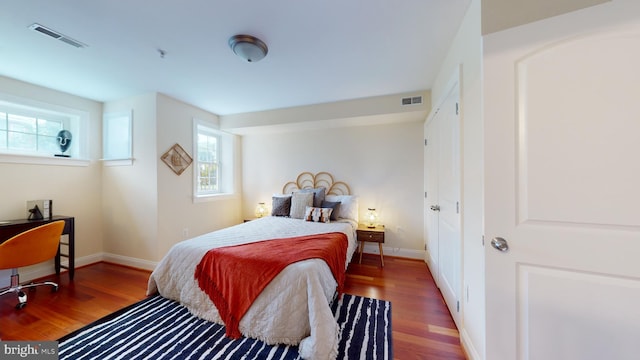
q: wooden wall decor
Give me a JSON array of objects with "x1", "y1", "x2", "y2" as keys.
[{"x1": 161, "y1": 143, "x2": 193, "y2": 175}]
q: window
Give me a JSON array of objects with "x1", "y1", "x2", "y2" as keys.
[
  {"x1": 193, "y1": 119, "x2": 236, "y2": 199},
  {"x1": 196, "y1": 126, "x2": 220, "y2": 194},
  {"x1": 0, "y1": 95, "x2": 86, "y2": 162},
  {"x1": 0, "y1": 110, "x2": 66, "y2": 155},
  {"x1": 103, "y1": 110, "x2": 133, "y2": 165}
]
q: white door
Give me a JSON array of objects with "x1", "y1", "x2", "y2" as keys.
[
  {"x1": 484, "y1": 5, "x2": 640, "y2": 360},
  {"x1": 424, "y1": 115, "x2": 439, "y2": 276},
  {"x1": 425, "y1": 78, "x2": 462, "y2": 327},
  {"x1": 435, "y1": 83, "x2": 461, "y2": 327}
]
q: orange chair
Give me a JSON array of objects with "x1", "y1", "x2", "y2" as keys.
[{"x1": 0, "y1": 221, "x2": 65, "y2": 309}]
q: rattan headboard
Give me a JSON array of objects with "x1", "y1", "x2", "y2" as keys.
[{"x1": 282, "y1": 172, "x2": 351, "y2": 195}]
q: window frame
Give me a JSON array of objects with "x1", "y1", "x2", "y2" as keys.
[
  {"x1": 102, "y1": 110, "x2": 133, "y2": 166},
  {"x1": 195, "y1": 122, "x2": 221, "y2": 196},
  {"x1": 193, "y1": 118, "x2": 236, "y2": 201},
  {"x1": 0, "y1": 93, "x2": 89, "y2": 166}
]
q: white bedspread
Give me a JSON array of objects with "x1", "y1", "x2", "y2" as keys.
[{"x1": 147, "y1": 216, "x2": 358, "y2": 360}]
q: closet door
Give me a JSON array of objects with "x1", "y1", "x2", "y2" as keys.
[
  {"x1": 424, "y1": 78, "x2": 462, "y2": 327},
  {"x1": 435, "y1": 83, "x2": 461, "y2": 327},
  {"x1": 424, "y1": 116, "x2": 439, "y2": 278}
]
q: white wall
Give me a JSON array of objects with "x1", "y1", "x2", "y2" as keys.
[
  {"x1": 102, "y1": 93, "x2": 159, "y2": 266},
  {"x1": 481, "y1": 0, "x2": 609, "y2": 34},
  {"x1": 221, "y1": 92, "x2": 429, "y2": 132},
  {"x1": 241, "y1": 120, "x2": 425, "y2": 258},
  {"x1": 0, "y1": 76, "x2": 425, "y2": 276},
  {"x1": 101, "y1": 93, "x2": 243, "y2": 266},
  {"x1": 430, "y1": 0, "x2": 485, "y2": 359},
  {"x1": 155, "y1": 93, "x2": 242, "y2": 259},
  {"x1": 0, "y1": 75, "x2": 103, "y2": 281}
]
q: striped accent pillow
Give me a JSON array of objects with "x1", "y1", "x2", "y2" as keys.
[{"x1": 304, "y1": 206, "x2": 333, "y2": 223}]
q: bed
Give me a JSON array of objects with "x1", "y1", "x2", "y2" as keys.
[{"x1": 147, "y1": 172, "x2": 359, "y2": 360}]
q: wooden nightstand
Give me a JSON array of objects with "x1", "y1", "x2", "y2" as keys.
[{"x1": 356, "y1": 223, "x2": 385, "y2": 267}]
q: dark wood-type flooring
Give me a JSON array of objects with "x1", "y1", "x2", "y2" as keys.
[{"x1": 0, "y1": 256, "x2": 465, "y2": 359}]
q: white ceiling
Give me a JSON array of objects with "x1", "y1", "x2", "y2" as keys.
[{"x1": 0, "y1": 0, "x2": 471, "y2": 116}]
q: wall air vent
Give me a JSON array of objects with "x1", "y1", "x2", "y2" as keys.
[
  {"x1": 401, "y1": 95, "x2": 423, "y2": 106},
  {"x1": 28, "y1": 23, "x2": 87, "y2": 48}
]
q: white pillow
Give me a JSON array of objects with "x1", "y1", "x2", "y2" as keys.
[
  {"x1": 290, "y1": 191, "x2": 314, "y2": 219},
  {"x1": 324, "y1": 195, "x2": 358, "y2": 222}
]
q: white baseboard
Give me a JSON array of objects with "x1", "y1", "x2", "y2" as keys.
[
  {"x1": 460, "y1": 328, "x2": 482, "y2": 360},
  {"x1": 102, "y1": 253, "x2": 157, "y2": 271},
  {"x1": 74, "y1": 253, "x2": 104, "y2": 268},
  {"x1": 1, "y1": 253, "x2": 158, "y2": 285},
  {"x1": 360, "y1": 243, "x2": 425, "y2": 260}
]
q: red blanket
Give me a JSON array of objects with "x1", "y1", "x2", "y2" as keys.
[{"x1": 194, "y1": 232, "x2": 348, "y2": 339}]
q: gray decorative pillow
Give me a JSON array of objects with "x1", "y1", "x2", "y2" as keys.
[
  {"x1": 321, "y1": 200, "x2": 341, "y2": 221},
  {"x1": 271, "y1": 195, "x2": 292, "y2": 216},
  {"x1": 290, "y1": 191, "x2": 314, "y2": 219},
  {"x1": 299, "y1": 187, "x2": 325, "y2": 208}
]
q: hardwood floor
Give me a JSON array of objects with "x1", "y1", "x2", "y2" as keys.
[
  {"x1": 0, "y1": 263, "x2": 150, "y2": 340},
  {"x1": 1, "y1": 258, "x2": 466, "y2": 359},
  {"x1": 346, "y1": 255, "x2": 466, "y2": 359}
]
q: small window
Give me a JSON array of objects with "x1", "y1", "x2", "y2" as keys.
[
  {"x1": 197, "y1": 126, "x2": 220, "y2": 194},
  {"x1": 103, "y1": 110, "x2": 133, "y2": 164},
  {"x1": 0, "y1": 96, "x2": 85, "y2": 160},
  {"x1": 0, "y1": 110, "x2": 66, "y2": 155},
  {"x1": 193, "y1": 119, "x2": 235, "y2": 199}
]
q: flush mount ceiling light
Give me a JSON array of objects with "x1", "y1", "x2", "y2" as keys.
[{"x1": 228, "y1": 34, "x2": 268, "y2": 63}]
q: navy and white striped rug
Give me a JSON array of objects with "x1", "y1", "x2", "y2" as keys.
[{"x1": 58, "y1": 294, "x2": 392, "y2": 359}]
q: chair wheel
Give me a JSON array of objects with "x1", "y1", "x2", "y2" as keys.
[
  {"x1": 16, "y1": 302, "x2": 26, "y2": 310},
  {"x1": 52, "y1": 285, "x2": 59, "y2": 292},
  {"x1": 17, "y1": 291, "x2": 27, "y2": 303}
]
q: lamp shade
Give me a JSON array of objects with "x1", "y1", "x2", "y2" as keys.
[
  {"x1": 229, "y1": 35, "x2": 268, "y2": 62},
  {"x1": 365, "y1": 208, "x2": 378, "y2": 228},
  {"x1": 255, "y1": 202, "x2": 268, "y2": 218}
]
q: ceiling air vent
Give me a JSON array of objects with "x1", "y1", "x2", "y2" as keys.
[
  {"x1": 28, "y1": 23, "x2": 87, "y2": 48},
  {"x1": 401, "y1": 95, "x2": 423, "y2": 106}
]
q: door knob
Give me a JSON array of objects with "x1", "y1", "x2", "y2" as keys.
[
  {"x1": 491, "y1": 237, "x2": 509, "y2": 252},
  {"x1": 430, "y1": 205, "x2": 440, "y2": 212}
]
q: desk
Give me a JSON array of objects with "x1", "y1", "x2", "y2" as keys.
[{"x1": 0, "y1": 216, "x2": 75, "y2": 280}]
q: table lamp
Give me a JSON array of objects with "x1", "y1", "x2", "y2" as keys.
[
  {"x1": 365, "y1": 208, "x2": 379, "y2": 228},
  {"x1": 254, "y1": 202, "x2": 268, "y2": 218}
]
